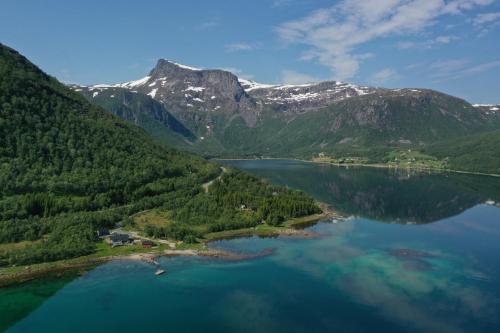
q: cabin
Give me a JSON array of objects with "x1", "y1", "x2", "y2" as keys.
[
  {"x1": 142, "y1": 240, "x2": 155, "y2": 248},
  {"x1": 96, "y1": 228, "x2": 110, "y2": 237},
  {"x1": 109, "y1": 232, "x2": 132, "y2": 247}
]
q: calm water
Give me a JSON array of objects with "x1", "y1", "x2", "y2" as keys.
[{"x1": 2, "y1": 160, "x2": 500, "y2": 333}]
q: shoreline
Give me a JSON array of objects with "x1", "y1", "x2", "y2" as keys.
[
  {"x1": 216, "y1": 157, "x2": 500, "y2": 178},
  {"x1": 0, "y1": 209, "x2": 337, "y2": 288}
]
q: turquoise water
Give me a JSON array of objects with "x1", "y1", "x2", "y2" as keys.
[{"x1": 3, "y1": 160, "x2": 500, "y2": 333}]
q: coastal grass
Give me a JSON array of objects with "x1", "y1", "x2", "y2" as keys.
[
  {"x1": 90, "y1": 241, "x2": 166, "y2": 258},
  {"x1": 204, "y1": 213, "x2": 328, "y2": 241},
  {"x1": 284, "y1": 213, "x2": 331, "y2": 228},
  {"x1": 0, "y1": 241, "x2": 169, "y2": 287},
  {"x1": 1, "y1": 209, "x2": 331, "y2": 287}
]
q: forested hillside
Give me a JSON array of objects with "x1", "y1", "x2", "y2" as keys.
[
  {"x1": 0, "y1": 44, "x2": 319, "y2": 266},
  {"x1": 423, "y1": 130, "x2": 500, "y2": 175},
  {"x1": 72, "y1": 85, "x2": 195, "y2": 148}
]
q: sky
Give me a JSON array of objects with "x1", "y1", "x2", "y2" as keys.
[{"x1": 1, "y1": 0, "x2": 499, "y2": 103}]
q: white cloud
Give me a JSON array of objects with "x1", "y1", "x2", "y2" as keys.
[
  {"x1": 369, "y1": 68, "x2": 401, "y2": 84},
  {"x1": 429, "y1": 58, "x2": 500, "y2": 81},
  {"x1": 398, "y1": 35, "x2": 459, "y2": 49},
  {"x1": 281, "y1": 70, "x2": 319, "y2": 84},
  {"x1": 435, "y1": 35, "x2": 454, "y2": 43},
  {"x1": 473, "y1": 11, "x2": 500, "y2": 25},
  {"x1": 472, "y1": 11, "x2": 500, "y2": 35},
  {"x1": 276, "y1": 0, "x2": 494, "y2": 80},
  {"x1": 197, "y1": 18, "x2": 219, "y2": 30},
  {"x1": 225, "y1": 42, "x2": 262, "y2": 52},
  {"x1": 272, "y1": 0, "x2": 293, "y2": 7},
  {"x1": 457, "y1": 60, "x2": 500, "y2": 76},
  {"x1": 431, "y1": 59, "x2": 469, "y2": 74},
  {"x1": 442, "y1": 0, "x2": 494, "y2": 14}
]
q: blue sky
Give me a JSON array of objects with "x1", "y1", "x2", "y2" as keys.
[{"x1": 1, "y1": 0, "x2": 499, "y2": 103}]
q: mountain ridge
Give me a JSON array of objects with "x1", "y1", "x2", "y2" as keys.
[
  {"x1": 76, "y1": 59, "x2": 499, "y2": 112},
  {"x1": 69, "y1": 59, "x2": 500, "y2": 174}
]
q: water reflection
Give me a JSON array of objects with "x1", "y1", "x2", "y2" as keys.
[{"x1": 220, "y1": 160, "x2": 500, "y2": 224}]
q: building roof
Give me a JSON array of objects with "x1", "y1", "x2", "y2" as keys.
[{"x1": 110, "y1": 233, "x2": 130, "y2": 242}]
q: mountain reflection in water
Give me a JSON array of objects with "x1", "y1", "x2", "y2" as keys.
[{"x1": 219, "y1": 159, "x2": 500, "y2": 224}]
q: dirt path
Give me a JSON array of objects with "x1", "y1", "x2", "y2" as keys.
[{"x1": 202, "y1": 166, "x2": 227, "y2": 193}]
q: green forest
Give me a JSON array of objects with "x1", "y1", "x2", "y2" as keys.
[{"x1": 0, "y1": 44, "x2": 320, "y2": 267}]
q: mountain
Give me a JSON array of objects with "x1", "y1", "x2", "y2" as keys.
[
  {"x1": 238, "y1": 78, "x2": 374, "y2": 113},
  {"x1": 473, "y1": 104, "x2": 500, "y2": 126},
  {"x1": 71, "y1": 59, "x2": 377, "y2": 125},
  {"x1": 0, "y1": 44, "x2": 319, "y2": 266},
  {"x1": 71, "y1": 59, "x2": 500, "y2": 171},
  {"x1": 70, "y1": 85, "x2": 195, "y2": 147},
  {"x1": 235, "y1": 89, "x2": 497, "y2": 158}
]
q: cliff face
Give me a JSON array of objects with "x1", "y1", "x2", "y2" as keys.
[{"x1": 143, "y1": 59, "x2": 255, "y2": 115}]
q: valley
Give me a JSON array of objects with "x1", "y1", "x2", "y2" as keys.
[
  {"x1": 0, "y1": 44, "x2": 321, "y2": 285},
  {"x1": 72, "y1": 59, "x2": 500, "y2": 175},
  {"x1": 1, "y1": 41, "x2": 499, "y2": 287},
  {"x1": 3, "y1": 1, "x2": 500, "y2": 332},
  {"x1": 0, "y1": 0, "x2": 500, "y2": 333}
]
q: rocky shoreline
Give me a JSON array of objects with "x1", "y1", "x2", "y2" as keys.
[{"x1": 0, "y1": 212, "x2": 337, "y2": 288}]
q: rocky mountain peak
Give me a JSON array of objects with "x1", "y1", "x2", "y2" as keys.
[
  {"x1": 149, "y1": 59, "x2": 202, "y2": 76},
  {"x1": 140, "y1": 59, "x2": 252, "y2": 114},
  {"x1": 71, "y1": 59, "x2": 499, "y2": 123}
]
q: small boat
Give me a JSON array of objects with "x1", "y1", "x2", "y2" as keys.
[{"x1": 155, "y1": 269, "x2": 165, "y2": 276}]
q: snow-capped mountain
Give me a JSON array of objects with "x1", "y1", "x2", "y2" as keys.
[
  {"x1": 73, "y1": 59, "x2": 255, "y2": 114},
  {"x1": 473, "y1": 104, "x2": 500, "y2": 116},
  {"x1": 72, "y1": 59, "x2": 384, "y2": 114},
  {"x1": 71, "y1": 59, "x2": 500, "y2": 122},
  {"x1": 239, "y1": 79, "x2": 376, "y2": 113},
  {"x1": 69, "y1": 58, "x2": 500, "y2": 165}
]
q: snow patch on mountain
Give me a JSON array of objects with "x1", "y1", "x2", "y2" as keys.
[
  {"x1": 267, "y1": 92, "x2": 321, "y2": 103},
  {"x1": 238, "y1": 79, "x2": 276, "y2": 91},
  {"x1": 165, "y1": 60, "x2": 202, "y2": 71},
  {"x1": 83, "y1": 76, "x2": 152, "y2": 90},
  {"x1": 274, "y1": 83, "x2": 316, "y2": 90},
  {"x1": 148, "y1": 88, "x2": 158, "y2": 98},
  {"x1": 185, "y1": 86, "x2": 205, "y2": 92},
  {"x1": 121, "y1": 76, "x2": 151, "y2": 88},
  {"x1": 473, "y1": 104, "x2": 499, "y2": 111}
]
